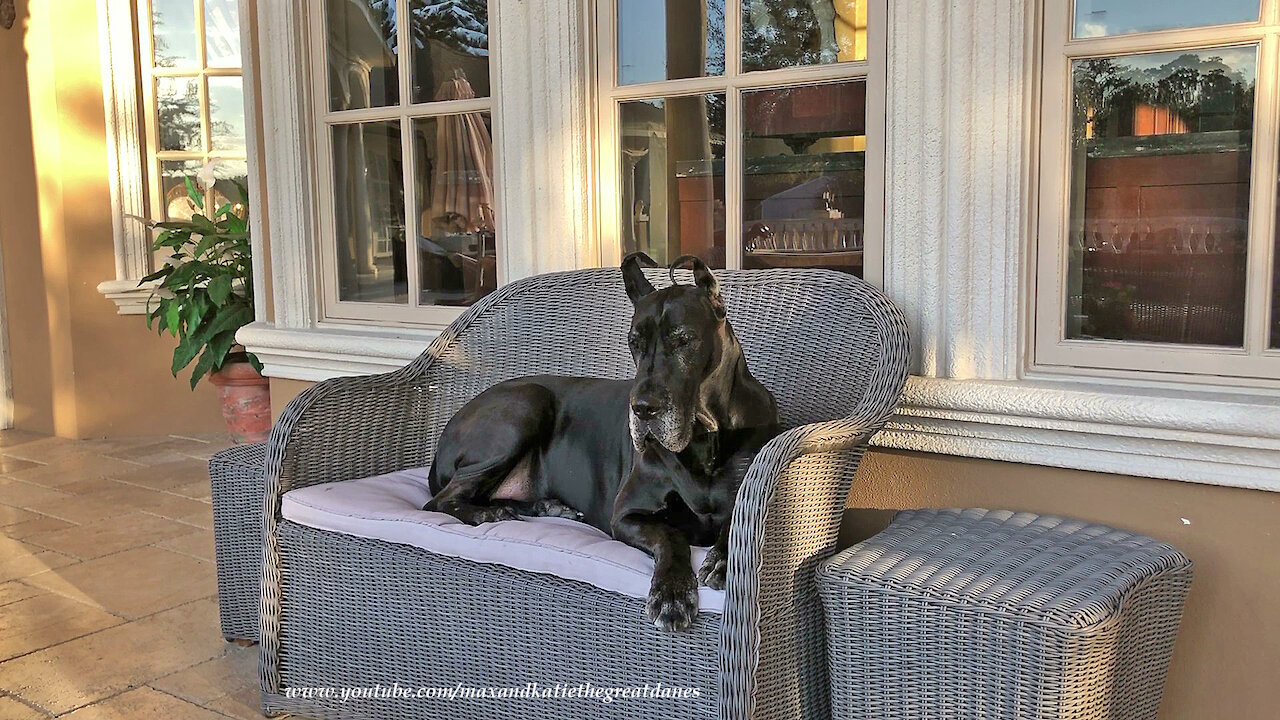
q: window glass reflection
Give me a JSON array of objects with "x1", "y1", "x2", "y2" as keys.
[
  {"x1": 1067, "y1": 48, "x2": 1255, "y2": 346},
  {"x1": 742, "y1": 0, "x2": 867, "y2": 73},
  {"x1": 331, "y1": 121, "x2": 407, "y2": 304},
  {"x1": 408, "y1": 0, "x2": 491, "y2": 103},
  {"x1": 1073, "y1": 0, "x2": 1258, "y2": 39},
  {"x1": 413, "y1": 110, "x2": 497, "y2": 307},
  {"x1": 619, "y1": 94, "x2": 727, "y2": 268},
  {"x1": 618, "y1": 0, "x2": 725, "y2": 85},
  {"x1": 742, "y1": 81, "x2": 865, "y2": 276},
  {"x1": 327, "y1": 0, "x2": 400, "y2": 111}
]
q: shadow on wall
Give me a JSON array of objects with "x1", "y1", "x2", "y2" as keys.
[{"x1": 0, "y1": 0, "x2": 228, "y2": 438}]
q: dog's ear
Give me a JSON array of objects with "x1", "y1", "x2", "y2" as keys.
[
  {"x1": 669, "y1": 254, "x2": 724, "y2": 316},
  {"x1": 621, "y1": 252, "x2": 658, "y2": 303}
]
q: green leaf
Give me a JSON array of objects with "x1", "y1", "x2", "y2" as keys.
[
  {"x1": 207, "y1": 276, "x2": 232, "y2": 305},
  {"x1": 164, "y1": 301, "x2": 181, "y2": 336},
  {"x1": 171, "y1": 336, "x2": 201, "y2": 375},
  {"x1": 190, "y1": 328, "x2": 237, "y2": 389},
  {"x1": 184, "y1": 176, "x2": 204, "y2": 210},
  {"x1": 140, "y1": 266, "x2": 173, "y2": 284}
]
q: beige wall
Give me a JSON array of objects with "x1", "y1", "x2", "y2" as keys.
[{"x1": 0, "y1": 0, "x2": 227, "y2": 438}]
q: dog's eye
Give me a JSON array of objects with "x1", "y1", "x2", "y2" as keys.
[{"x1": 667, "y1": 333, "x2": 693, "y2": 348}]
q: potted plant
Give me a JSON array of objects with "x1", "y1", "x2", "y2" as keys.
[{"x1": 140, "y1": 170, "x2": 268, "y2": 443}]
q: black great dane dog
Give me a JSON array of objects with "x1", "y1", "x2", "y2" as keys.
[{"x1": 425, "y1": 253, "x2": 779, "y2": 631}]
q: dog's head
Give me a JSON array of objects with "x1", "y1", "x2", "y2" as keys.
[{"x1": 622, "y1": 252, "x2": 736, "y2": 453}]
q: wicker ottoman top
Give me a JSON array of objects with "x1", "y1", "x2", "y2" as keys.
[{"x1": 818, "y1": 508, "x2": 1191, "y2": 630}]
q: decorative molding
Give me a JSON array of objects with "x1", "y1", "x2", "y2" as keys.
[
  {"x1": 237, "y1": 321, "x2": 434, "y2": 381},
  {"x1": 876, "y1": 376, "x2": 1280, "y2": 492},
  {"x1": 491, "y1": 0, "x2": 598, "y2": 279},
  {"x1": 95, "y1": 279, "x2": 156, "y2": 316},
  {"x1": 97, "y1": 0, "x2": 153, "y2": 311},
  {"x1": 882, "y1": 0, "x2": 1031, "y2": 380},
  {"x1": 254, "y1": 0, "x2": 319, "y2": 329},
  {"x1": 239, "y1": 0, "x2": 268, "y2": 320}
]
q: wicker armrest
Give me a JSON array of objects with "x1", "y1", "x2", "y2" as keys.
[
  {"x1": 718, "y1": 415, "x2": 884, "y2": 720},
  {"x1": 265, "y1": 370, "x2": 436, "y2": 504}
]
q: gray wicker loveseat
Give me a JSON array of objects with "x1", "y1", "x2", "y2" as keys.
[{"x1": 259, "y1": 266, "x2": 909, "y2": 720}]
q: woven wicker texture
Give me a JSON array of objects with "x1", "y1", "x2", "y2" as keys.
[
  {"x1": 260, "y1": 267, "x2": 910, "y2": 720},
  {"x1": 818, "y1": 508, "x2": 1193, "y2": 720},
  {"x1": 208, "y1": 442, "x2": 267, "y2": 642}
]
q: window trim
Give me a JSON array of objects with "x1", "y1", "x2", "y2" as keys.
[
  {"x1": 593, "y1": 0, "x2": 887, "y2": 283},
  {"x1": 306, "y1": 0, "x2": 499, "y2": 327},
  {"x1": 1032, "y1": 0, "x2": 1280, "y2": 381}
]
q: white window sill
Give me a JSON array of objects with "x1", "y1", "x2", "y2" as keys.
[
  {"x1": 235, "y1": 321, "x2": 441, "y2": 382},
  {"x1": 97, "y1": 279, "x2": 156, "y2": 316},
  {"x1": 238, "y1": 322, "x2": 1280, "y2": 493},
  {"x1": 877, "y1": 376, "x2": 1280, "y2": 492}
]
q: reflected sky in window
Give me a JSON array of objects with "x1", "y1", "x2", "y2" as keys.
[{"x1": 1074, "y1": 0, "x2": 1258, "y2": 38}]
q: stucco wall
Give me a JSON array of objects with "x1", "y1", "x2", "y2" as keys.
[{"x1": 0, "y1": 0, "x2": 226, "y2": 438}]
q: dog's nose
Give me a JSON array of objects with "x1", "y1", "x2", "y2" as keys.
[{"x1": 631, "y1": 396, "x2": 662, "y2": 421}]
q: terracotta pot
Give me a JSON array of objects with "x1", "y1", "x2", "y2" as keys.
[{"x1": 209, "y1": 360, "x2": 271, "y2": 444}]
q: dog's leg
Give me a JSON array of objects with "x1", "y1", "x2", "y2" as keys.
[
  {"x1": 426, "y1": 382, "x2": 555, "y2": 525},
  {"x1": 612, "y1": 511, "x2": 699, "y2": 632},
  {"x1": 697, "y1": 522, "x2": 730, "y2": 590}
]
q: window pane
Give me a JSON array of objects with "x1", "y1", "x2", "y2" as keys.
[
  {"x1": 1066, "y1": 48, "x2": 1255, "y2": 347},
  {"x1": 208, "y1": 77, "x2": 245, "y2": 154},
  {"x1": 326, "y1": 0, "x2": 400, "y2": 111},
  {"x1": 156, "y1": 77, "x2": 202, "y2": 152},
  {"x1": 203, "y1": 0, "x2": 242, "y2": 68},
  {"x1": 413, "y1": 113, "x2": 496, "y2": 306},
  {"x1": 1074, "y1": 0, "x2": 1259, "y2": 39},
  {"x1": 331, "y1": 121, "x2": 407, "y2": 304},
  {"x1": 742, "y1": 0, "x2": 866, "y2": 73},
  {"x1": 408, "y1": 0, "x2": 491, "y2": 103},
  {"x1": 742, "y1": 81, "x2": 865, "y2": 277},
  {"x1": 617, "y1": 0, "x2": 725, "y2": 85},
  {"x1": 209, "y1": 159, "x2": 248, "y2": 215},
  {"x1": 152, "y1": 0, "x2": 199, "y2": 68},
  {"x1": 160, "y1": 160, "x2": 203, "y2": 220},
  {"x1": 619, "y1": 94, "x2": 726, "y2": 268}
]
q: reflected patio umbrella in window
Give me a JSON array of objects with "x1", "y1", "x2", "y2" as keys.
[
  {"x1": 424, "y1": 69, "x2": 494, "y2": 236},
  {"x1": 418, "y1": 68, "x2": 496, "y2": 303}
]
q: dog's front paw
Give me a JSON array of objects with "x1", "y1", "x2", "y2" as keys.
[
  {"x1": 460, "y1": 505, "x2": 520, "y2": 525},
  {"x1": 697, "y1": 546, "x2": 727, "y2": 590},
  {"x1": 645, "y1": 573, "x2": 699, "y2": 632},
  {"x1": 532, "y1": 498, "x2": 585, "y2": 522}
]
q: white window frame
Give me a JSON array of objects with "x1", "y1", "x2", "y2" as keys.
[
  {"x1": 306, "y1": 0, "x2": 500, "y2": 328},
  {"x1": 1033, "y1": 0, "x2": 1280, "y2": 383},
  {"x1": 593, "y1": 0, "x2": 886, "y2": 281}
]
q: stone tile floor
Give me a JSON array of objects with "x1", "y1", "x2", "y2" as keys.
[{"x1": 0, "y1": 429, "x2": 275, "y2": 718}]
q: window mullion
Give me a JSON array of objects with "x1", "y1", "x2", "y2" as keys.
[
  {"x1": 397, "y1": 0, "x2": 419, "y2": 308},
  {"x1": 725, "y1": 87, "x2": 743, "y2": 270}
]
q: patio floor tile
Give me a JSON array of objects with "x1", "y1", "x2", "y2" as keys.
[
  {"x1": 0, "y1": 592, "x2": 123, "y2": 661},
  {"x1": 157, "y1": 529, "x2": 215, "y2": 562},
  {"x1": 22, "y1": 511, "x2": 193, "y2": 560},
  {"x1": 4, "y1": 453, "x2": 145, "y2": 489},
  {"x1": 151, "y1": 645, "x2": 259, "y2": 716},
  {"x1": 60, "y1": 686, "x2": 229, "y2": 720},
  {"x1": 103, "y1": 437, "x2": 222, "y2": 466},
  {"x1": 0, "y1": 597, "x2": 225, "y2": 715},
  {"x1": 0, "y1": 504, "x2": 39, "y2": 527},
  {"x1": 0, "y1": 694, "x2": 49, "y2": 719},
  {"x1": 0, "y1": 456, "x2": 42, "y2": 474},
  {"x1": 106, "y1": 458, "x2": 210, "y2": 491},
  {"x1": 0, "y1": 581, "x2": 42, "y2": 607},
  {"x1": 0, "y1": 513, "x2": 76, "y2": 541},
  {"x1": 0, "y1": 478, "x2": 74, "y2": 509},
  {"x1": 0, "y1": 437, "x2": 87, "y2": 463},
  {"x1": 0, "y1": 429, "x2": 52, "y2": 449},
  {"x1": 0, "y1": 545, "x2": 75, "y2": 583},
  {"x1": 24, "y1": 478, "x2": 209, "y2": 525},
  {"x1": 24, "y1": 546, "x2": 215, "y2": 619}
]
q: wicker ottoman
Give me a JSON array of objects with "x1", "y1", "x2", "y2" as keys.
[
  {"x1": 209, "y1": 442, "x2": 267, "y2": 643},
  {"x1": 817, "y1": 508, "x2": 1192, "y2": 720}
]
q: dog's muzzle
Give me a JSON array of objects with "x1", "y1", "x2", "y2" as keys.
[{"x1": 629, "y1": 394, "x2": 693, "y2": 453}]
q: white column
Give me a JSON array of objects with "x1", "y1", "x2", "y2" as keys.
[
  {"x1": 491, "y1": 0, "x2": 597, "y2": 280},
  {"x1": 882, "y1": 0, "x2": 1034, "y2": 380}
]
